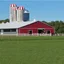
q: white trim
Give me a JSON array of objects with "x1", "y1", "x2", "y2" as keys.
[
  {"x1": 1, "y1": 29, "x2": 3, "y2": 35},
  {"x1": 20, "y1": 28, "x2": 53, "y2": 29},
  {"x1": 38, "y1": 28, "x2": 44, "y2": 29},
  {"x1": 16, "y1": 28, "x2": 18, "y2": 35}
]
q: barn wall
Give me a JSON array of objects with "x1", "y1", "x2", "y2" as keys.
[
  {"x1": 0, "y1": 29, "x2": 18, "y2": 35},
  {"x1": 18, "y1": 21, "x2": 55, "y2": 34},
  {"x1": 3, "y1": 32, "x2": 17, "y2": 34},
  {"x1": 18, "y1": 28, "x2": 38, "y2": 34},
  {"x1": 45, "y1": 28, "x2": 54, "y2": 34},
  {"x1": 18, "y1": 28, "x2": 54, "y2": 34}
]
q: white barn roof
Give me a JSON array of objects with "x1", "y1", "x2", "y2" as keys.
[{"x1": 0, "y1": 21, "x2": 37, "y2": 29}]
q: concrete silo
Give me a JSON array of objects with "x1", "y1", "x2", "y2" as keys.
[
  {"x1": 23, "y1": 10, "x2": 29, "y2": 21},
  {"x1": 17, "y1": 6, "x2": 24, "y2": 22},
  {"x1": 10, "y1": 4, "x2": 17, "y2": 22}
]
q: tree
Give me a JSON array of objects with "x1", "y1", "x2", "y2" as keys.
[
  {"x1": 0, "y1": 19, "x2": 9, "y2": 23},
  {"x1": 4, "y1": 19, "x2": 9, "y2": 23}
]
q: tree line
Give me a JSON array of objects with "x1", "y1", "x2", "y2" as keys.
[
  {"x1": 0, "y1": 19, "x2": 9, "y2": 23},
  {"x1": 42, "y1": 20, "x2": 64, "y2": 33},
  {"x1": 0, "y1": 19, "x2": 64, "y2": 33}
]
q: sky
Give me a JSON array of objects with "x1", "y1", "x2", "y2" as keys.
[{"x1": 0, "y1": 0, "x2": 64, "y2": 21}]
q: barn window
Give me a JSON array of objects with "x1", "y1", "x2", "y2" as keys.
[
  {"x1": 3, "y1": 29, "x2": 10, "y2": 32},
  {"x1": 47, "y1": 30, "x2": 50, "y2": 34},
  {"x1": 38, "y1": 29, "x2": 44, "y2": 34},
  {"x1": 3, "y1": 29, "x2": 16, "y2": 32},
  {"x1": 0, "y1": 29, "x2": 1, "y2": 32},
  {"x1": 28, "y1": 30, "x2": 32, "y2": 34},
  {"x1": 10, "y1": 29, "x2": 16, "y2": 32}
]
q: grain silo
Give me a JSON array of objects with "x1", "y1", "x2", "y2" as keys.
[
  {"x1": 23, "y1": 9, "x2": 29, "y2": 21},
  {"x1": 17, "y1": 6, "x2": 24, "y2": 22},
  {"x1": 10, "y1": 4, "x2": 17, "y2": 22}
]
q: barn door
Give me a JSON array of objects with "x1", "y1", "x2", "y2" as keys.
[
  {"x1": 38, "y1": 29, "x2": 44, "y2": 34},
  {"x1": 47, "y1": 30, "x2": 50, "y2": 34},
  {"x1": 28, "y1": 30, "x2": 32, "y2": 34}
]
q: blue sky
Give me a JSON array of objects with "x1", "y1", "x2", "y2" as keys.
[{"x1": 0, "y1": 0, "x2": 64, "y2": 21}]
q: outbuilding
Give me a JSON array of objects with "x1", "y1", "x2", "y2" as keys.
[{"x1": 0, "y1": 21, "x2": 55, "y2": 36}]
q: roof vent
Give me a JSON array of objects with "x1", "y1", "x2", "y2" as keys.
[{"x1": 33, "y1": 19, "x2": 36, "y2": 21}]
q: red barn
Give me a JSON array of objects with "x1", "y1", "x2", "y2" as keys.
[
  {"x1": 0, "y1": 21, "x2": 54, "y2": 36},
  {"x1": 18, "y1": 21, "x2": 55, "y2": 35}
]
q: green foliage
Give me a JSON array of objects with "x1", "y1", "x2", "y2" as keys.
[
  {"x1": 0, "y1": 19, "x2": 9, "y2": 23},
  {"x1": 42, "y1": 20, "x2": 64, "y2": 33}
]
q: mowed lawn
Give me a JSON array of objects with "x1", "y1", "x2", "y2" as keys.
[{"x1": 0, "y1": 36, "x2": 64, "y2": 64}]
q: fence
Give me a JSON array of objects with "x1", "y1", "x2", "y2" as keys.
[{"x1": 18, "y1": 33, "x2": 52, "y2": 36}]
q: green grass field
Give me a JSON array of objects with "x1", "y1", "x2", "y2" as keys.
[{"x1": 0, "y1": 36, "x2": 64, "y2": 64}]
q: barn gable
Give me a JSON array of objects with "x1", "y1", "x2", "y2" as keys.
[{"x1": 20, "y1": 21, "x2": 54, "y2": 29}]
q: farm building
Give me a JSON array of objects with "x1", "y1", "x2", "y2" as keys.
[
  {"x1": 0, "y1": 21, "x2": 55, "y2": 36},
  {"x1": 0, "y1": 4, "x2": 54, "y2": 36}
]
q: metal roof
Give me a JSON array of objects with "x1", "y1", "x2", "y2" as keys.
[{"x1": 0, "y1": 21, "x2": 37, "y2": 29}]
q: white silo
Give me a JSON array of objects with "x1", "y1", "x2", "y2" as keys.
[
  {"x1": 10, "y1": 4, "x2": 17, "y2": 22},
  {"x1": 12, "y1": 7, "x2": 17, "y2": 21},
  {"x1": 17, "y1": 6, "x2": 24, "y2": 22}
]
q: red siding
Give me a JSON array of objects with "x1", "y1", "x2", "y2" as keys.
[{"x1": 18, "y1": 21, "x2": 55, "y2": 34}]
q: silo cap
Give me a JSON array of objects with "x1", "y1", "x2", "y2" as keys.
[
  {"x1": 33, "y1": 19, "x2": 36, "y2": 21},
  {"x1": 18, "y1": 6, "x2": 24, "y2": 10},
  {"x1": 10, "y1": 4, "x2": 17, "y2": 7},
  {"x1": 24, "y1": 10, "x2": 29, "y2": 13}
]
